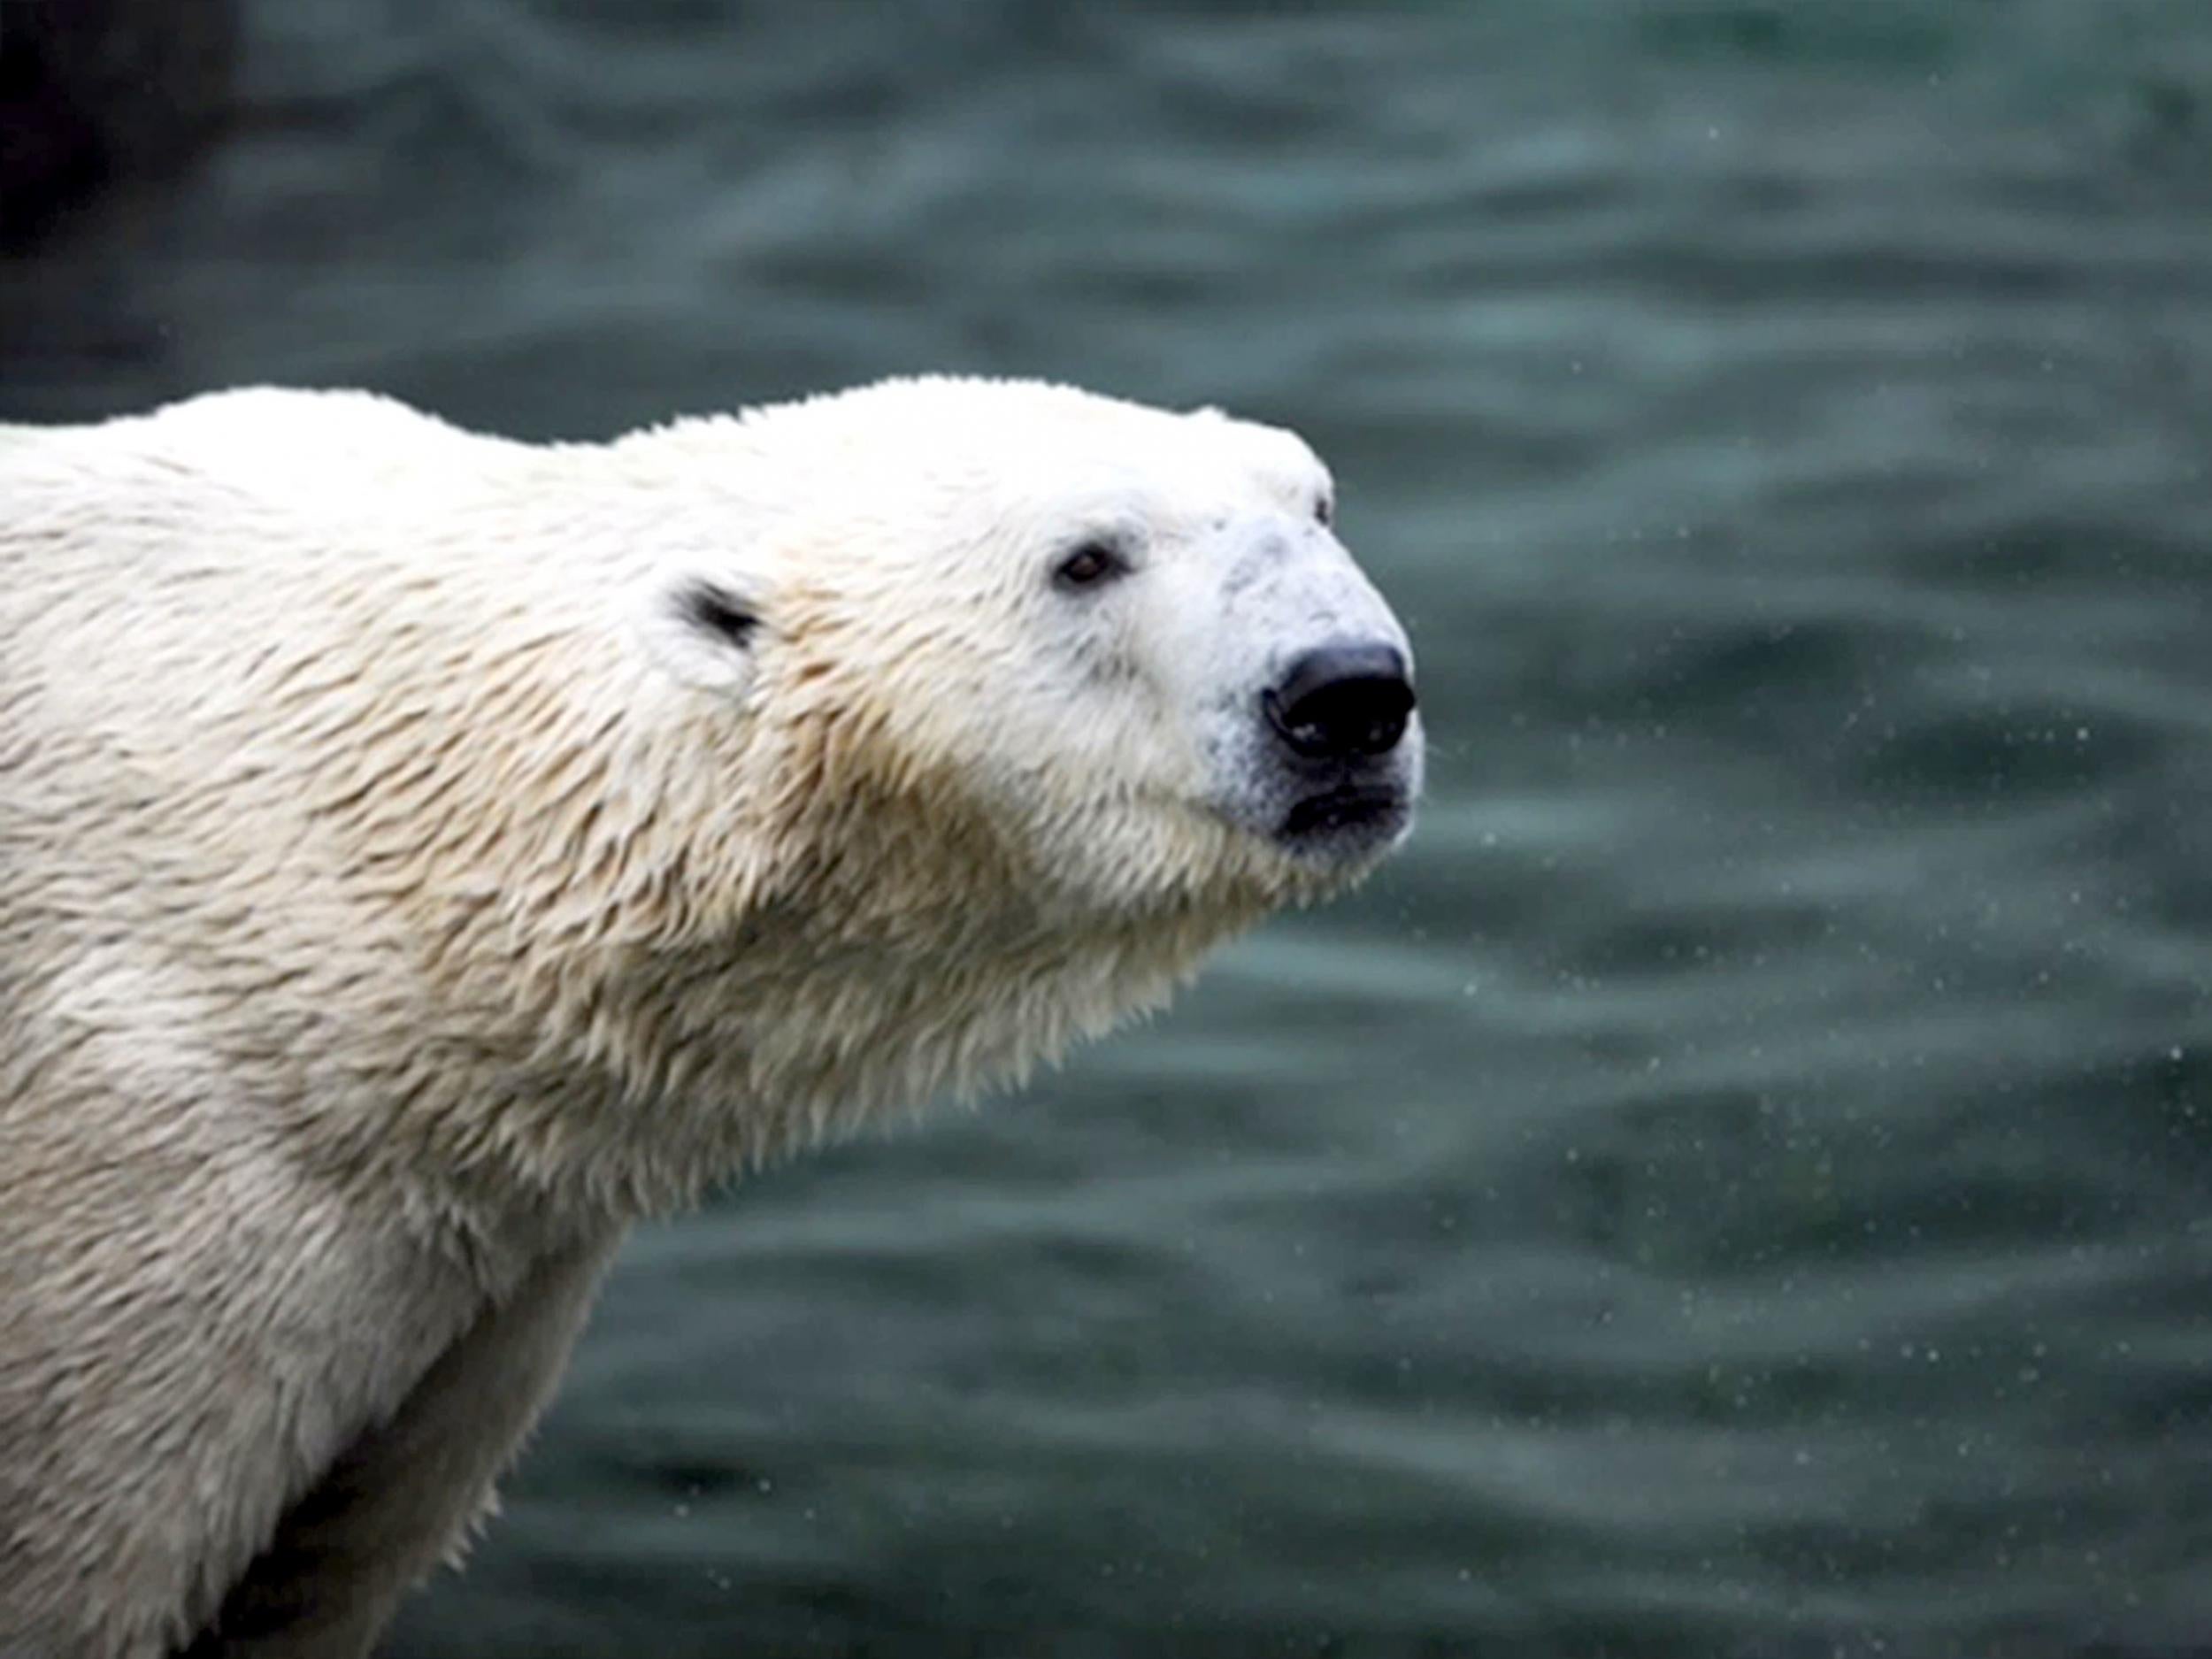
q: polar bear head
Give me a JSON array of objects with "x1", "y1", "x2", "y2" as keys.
[
  {"x1": 465, "y1": 376, "x2": 1429, "y2": 1183},
  {"x1": 622, "y1": 377, "x2": 1422, "y2": 927}
]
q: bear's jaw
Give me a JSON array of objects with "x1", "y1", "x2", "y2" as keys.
[
  {"x1": 413, "y1": 763, "x2": 1276, "y2": 1218},
  {"x1": 338, "y1": 664, "x2": 1294, "y2": 1221},
  {"x1": 467, "y1": 895, "x2": 1257, "y2": 1218}
]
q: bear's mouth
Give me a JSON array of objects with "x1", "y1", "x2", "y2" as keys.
[{"x1": 1279, "y1": 781, "x2": 1407, "y2": 843}]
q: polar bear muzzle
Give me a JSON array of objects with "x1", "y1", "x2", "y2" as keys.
[{"x1": 1261, "y1": 639, "x2": 1418, "y2": 851}]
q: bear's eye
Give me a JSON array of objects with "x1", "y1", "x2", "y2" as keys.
[
  {"x1": 1313, "y1": 494, "x2": 1333, "y2": 528},
  {"x1": 1052, "y1": 541, "x2": 1130, "y2": 593},
  {"x1": 680, "y1": 581, "x2": 759, "y2": 648}
]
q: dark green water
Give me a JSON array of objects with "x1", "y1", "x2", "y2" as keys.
[{"x1": 6, "y1": 3, "x2": 2212, "y2": 1654}]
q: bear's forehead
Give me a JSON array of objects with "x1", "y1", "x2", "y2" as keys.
[
  {"x1": 841, "y1": 379, "x2": 1323, "y2": 501},
  {"x1": 708, "y1": 378, "x2": 1330, "y2": 553}
]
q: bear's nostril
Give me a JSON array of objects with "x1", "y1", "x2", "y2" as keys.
[{"x1": 1263, "y1": 642, "x2": 1415, "y2": 762}]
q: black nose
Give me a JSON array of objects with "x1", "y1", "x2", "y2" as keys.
[{"x1": 1263, "y1": 642, "x2": 1415, "y2": 761}]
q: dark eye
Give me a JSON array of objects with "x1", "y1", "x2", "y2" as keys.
[
  {"x1": 1053, "y1": 540, "x2": 1128, "y2": 591},
  {"x1": 679, "y1": 580, "x2": 759, "y2": 647},
  {"x1": 1314, "y1": 494, "x2": 1334, "y2": 527}
]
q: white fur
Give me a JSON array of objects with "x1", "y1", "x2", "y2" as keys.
[{"x1": 0, "y1": 378, "x2": 1417, "y2": 1655}]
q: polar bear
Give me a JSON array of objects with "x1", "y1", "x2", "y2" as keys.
[{"x1": 0, "y1": 377, "x2": 1420, "y2": 1657}]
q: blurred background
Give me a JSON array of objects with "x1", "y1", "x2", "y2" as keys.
[{"x1": 6, "y1": 2, "x2": 2212, "y2": 1654}]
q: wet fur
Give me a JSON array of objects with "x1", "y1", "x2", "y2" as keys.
[{"x1": 0, "y1": 381, "x2": 1394, "y2": 1655}]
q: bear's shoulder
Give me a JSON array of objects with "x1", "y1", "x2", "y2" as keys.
[{"x1": 4, "y1": 388, "x2": 526, "y2": 522}]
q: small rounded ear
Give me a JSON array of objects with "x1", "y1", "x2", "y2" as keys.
[{"x1": 636, "y1": 572, "x2": 764, "y2": 696}]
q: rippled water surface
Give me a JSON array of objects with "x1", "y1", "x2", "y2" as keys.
[{"x1": 6, "y1": 4, "x2": 2212, "y2": 1654}]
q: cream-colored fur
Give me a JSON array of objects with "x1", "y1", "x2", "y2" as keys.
[{"x1": 0, "y1": 378, "x2": 1417, "y2": 1656}]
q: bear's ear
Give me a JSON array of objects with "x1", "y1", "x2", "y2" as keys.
[{"x1": 636, "y1": 572, "x2": 764, "y2": 697}]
